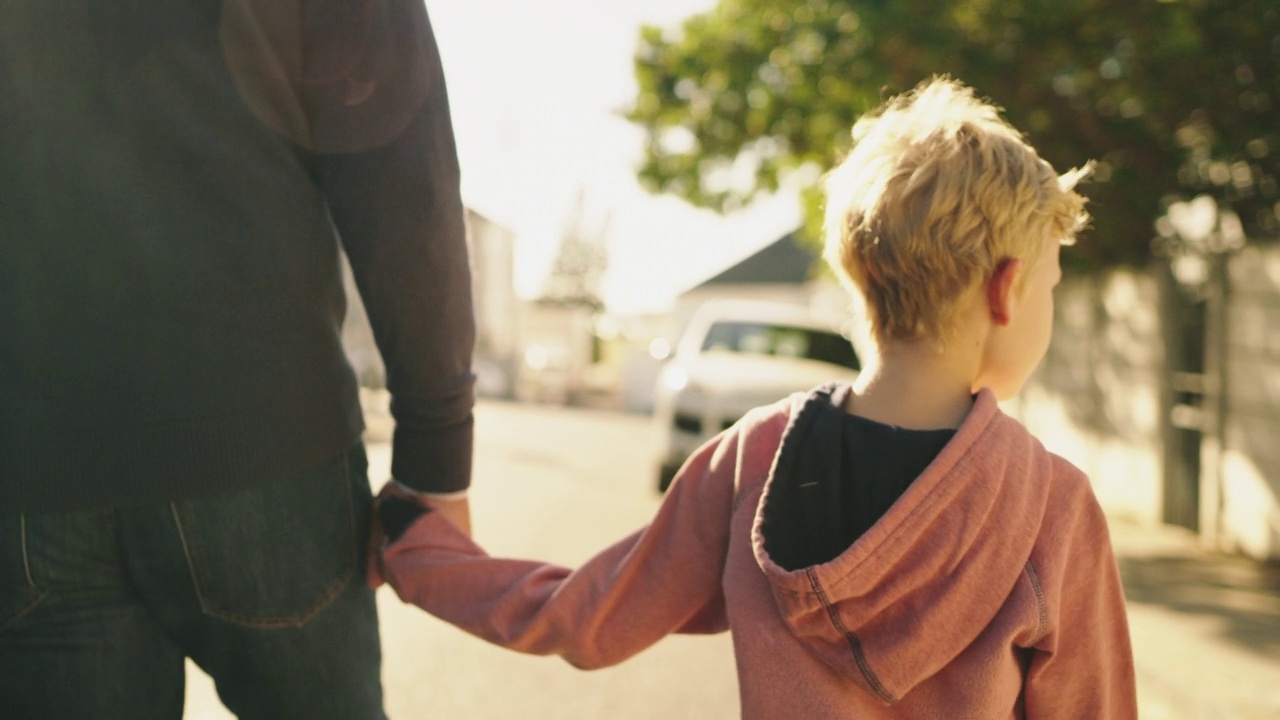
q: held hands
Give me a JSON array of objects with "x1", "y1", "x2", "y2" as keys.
[
  {"x1": 378, "y1": 482, "x2": 473, "y2": 538},
  {"x1": 420, "y1": 494, "x2": 472, "y2": 537},
  {"x1": 366, "y1": 483, "x2": 472, "y2": 589}
]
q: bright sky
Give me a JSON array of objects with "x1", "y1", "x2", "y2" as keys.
[{"x1": 427, "y1": 0, "x2": 802, "y2": 315}]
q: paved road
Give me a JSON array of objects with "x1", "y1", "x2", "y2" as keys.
[
  {"x1": 185, "y1": 398, "x2": 740, "y2": 719},
  {"x1": 1110, "y1": 520, "x2": 1280, "y2": 720}
]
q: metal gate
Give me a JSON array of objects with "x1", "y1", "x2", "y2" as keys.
[{"x1": 1159, "y1": 261, "x2": 1206, "y2": 532}]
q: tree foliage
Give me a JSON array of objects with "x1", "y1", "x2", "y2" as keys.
[
  {"x1": 627, "y1": 0, "x2": 1280, "y2": 268},
  {"x1": 540, "y1": 190, "x2": 610, "y2": 310}
]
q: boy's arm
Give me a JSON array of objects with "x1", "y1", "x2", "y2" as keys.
[
  {"x1": 378, "y1": 426, "x2": 743, "y2": 670},
  {"x1": 1023, "y1": 475, "x2": 1138, "y2": 719}
]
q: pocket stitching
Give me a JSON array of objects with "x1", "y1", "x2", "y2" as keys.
[
  {"x1": 1, "y1": 514, "x2": 49, "y2": 634},
  {"x1": 172, "y1": 457, "x2": 359, "y2": 628},
  {"x1": 0, "y1": 591, "x2": 47, "y2": 634},
  {"x1": 19, "y1": 514, "x2": 36, "y2": 588}
]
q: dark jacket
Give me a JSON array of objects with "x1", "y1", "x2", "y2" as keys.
[{"x1": 0, "y1": 0, "x2": 475, "y2": 510}]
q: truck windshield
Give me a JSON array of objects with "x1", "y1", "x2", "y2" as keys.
[{"x1": 700, "y1": 321, "x2": 860, "y2": 370}]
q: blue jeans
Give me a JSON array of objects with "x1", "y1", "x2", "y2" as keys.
[{"x1": 0, "y1": 444, "x2": 384, "y2": 720}]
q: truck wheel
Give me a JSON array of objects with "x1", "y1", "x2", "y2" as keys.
[{"x1": 657, "y1": 463, "x2": 680, "y2": 493}]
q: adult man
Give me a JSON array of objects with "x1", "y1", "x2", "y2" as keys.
[{"x1": 0, "y1": 1, "x2": 474, "y2": 717}]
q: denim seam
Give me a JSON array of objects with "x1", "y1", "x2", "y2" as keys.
[
  {"x1": 0, "y1": 590, "x2": 46, "y2": 634},
  {"x1": 1, "y1": 514, "x2": 49, "y2": 634},
  {"x1": 171, "y1": 455, "x2": 358, "y2": 628},
  {"x1": 170, "y1": 502, "x2": 210, "y2": 616},
  {"x1": 19, "y1": 514, "x2": 35, "y2": 588}
]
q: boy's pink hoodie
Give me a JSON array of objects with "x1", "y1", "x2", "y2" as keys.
[{"x1": 379, "y1": 384, "x2": 1138, "y2": 719}]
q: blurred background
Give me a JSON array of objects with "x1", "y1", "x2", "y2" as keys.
[
  {"x1": 252, "y1": 0, "x2": 1279, "y2": 717},
  {"x1": 346, "y1": 0, "x2": 1280, "y2": 561}
]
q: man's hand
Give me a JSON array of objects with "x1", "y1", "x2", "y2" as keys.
[
  {"x1": 367, "y1": 487, "x2": 473, "y2": 590},
  {"x1": 421, "y1": 495, "x2": 471, "y2": 537},
  {"x1": 378, "y1": 481, "x2": 473, "y2": 538}
]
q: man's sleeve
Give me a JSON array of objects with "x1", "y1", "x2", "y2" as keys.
[{"x1": 308, "y1": 0, "x2": 476, "y2": 494}]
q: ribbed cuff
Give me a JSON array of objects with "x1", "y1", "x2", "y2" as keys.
[{"x1": 390, "y1": 415, "x2": 473, "y2": 494}]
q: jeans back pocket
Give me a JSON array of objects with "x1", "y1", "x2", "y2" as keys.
[{"x1": 171, "y1": 446, "x2": 371, "y2": 628}]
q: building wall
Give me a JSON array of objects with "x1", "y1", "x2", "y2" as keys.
[
  {"x1": 1221, "y1": 242, "x2": 1280, "y2": 559},
  {"x1": 1011, "y1": 271, "x2": 1165, "y2": 526},
  {"x1": 468, "y1": 212, "x2": 520, "y2": 397},
  {"x1": 513, "y1": 301, "x2": 595, "y2": 404},
  {"x1": 340, "y1": 209, "x2": 518, "y2": 396},
  {"x1": 1011, "y1": 254, "x2": 1280, "y2": 561},
  {"x1": 340, "y1": 254, "x2": 384, "y2": 388}
]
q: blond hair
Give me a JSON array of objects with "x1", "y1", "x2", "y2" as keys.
[{"x1": 823, "y1": 77, "x2": 1091, "y2": 346}]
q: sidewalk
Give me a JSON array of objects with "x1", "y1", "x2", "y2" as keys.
[{"x1": 1108, "y1": 517, "x2": 1280, "y2": 719}]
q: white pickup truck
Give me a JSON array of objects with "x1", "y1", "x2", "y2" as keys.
[{"x1": 651, "y1": 300, "x2": 862, "y2": 491}]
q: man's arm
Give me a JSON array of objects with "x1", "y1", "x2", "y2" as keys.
[{"x1": 307, "y1": 1, "x2": 476, "y2": 498}]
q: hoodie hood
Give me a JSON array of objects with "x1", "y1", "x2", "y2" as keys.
[{"x1": 750, "y1": 383, "x2": 1053, "y2": 704}]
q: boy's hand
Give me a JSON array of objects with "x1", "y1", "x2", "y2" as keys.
[{"x1": 378, "y1": 495, "x2": 430, "y2": 542}]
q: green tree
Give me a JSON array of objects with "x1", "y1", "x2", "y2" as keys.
[{"x1": 627, "y1": 0, "x2": 1280, "y2": 268}]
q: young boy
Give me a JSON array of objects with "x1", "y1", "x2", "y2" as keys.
[{"x1": 372, "y1": 77, "x2": 1138, "y2": 719}]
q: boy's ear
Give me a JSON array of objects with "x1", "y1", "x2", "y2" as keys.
[{"x1": 986, "y1": 258, "x2": 1023, "y2": 326}]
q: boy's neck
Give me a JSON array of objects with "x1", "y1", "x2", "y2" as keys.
[{"x1": 844, "y1": 337, "x2": 979, "y2": 430}]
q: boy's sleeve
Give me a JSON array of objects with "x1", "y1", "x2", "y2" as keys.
[
  {"x1": 378, "y1": 426, "x2": 742, "y2": 670},
  {"x1": 1022, "y1": 472, "x2": 1138, "y2": 720}
]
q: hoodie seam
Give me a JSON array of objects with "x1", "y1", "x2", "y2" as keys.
[
  {"x1": 1024, "y1": 560, "x2": 1048, "y2": 645},
  {"x1": 805, "y1": 567, "x2": 897, "y2": 705},
  {"x1": 733, "y1": 469, "x2": 769, "y2": 514}
]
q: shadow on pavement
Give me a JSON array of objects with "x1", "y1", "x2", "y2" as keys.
[{"x1": 1118, "y1": 549, "x2": 1280, "y2": 661}]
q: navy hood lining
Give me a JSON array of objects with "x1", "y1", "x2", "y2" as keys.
[{"x1": 760, "y1": 382, "x2": 853, "y2": 571}]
